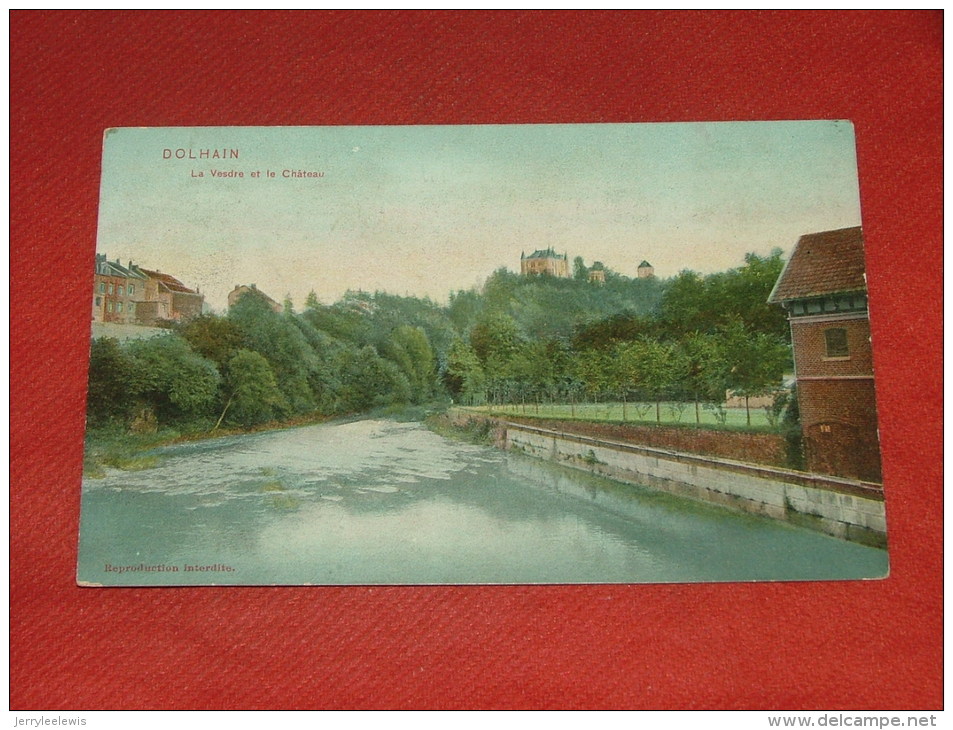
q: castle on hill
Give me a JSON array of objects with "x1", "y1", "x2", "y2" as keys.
[
  {"x1": 520, "y1": 248, "x2": 569, "y2": 278},
  {"x1": 519, "y1": 249, "x2": 654, "y2": 280}
]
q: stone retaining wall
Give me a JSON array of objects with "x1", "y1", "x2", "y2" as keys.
[{"x1": 503, "y1": 421, "x2": 886, "y2": 548}]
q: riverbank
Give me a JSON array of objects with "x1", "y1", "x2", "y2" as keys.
[{"x1": 84, "y1": 401, "x2": 450, "y2": 477}]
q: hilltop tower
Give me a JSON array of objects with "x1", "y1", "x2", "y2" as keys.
[{"x1": 587, "y1": 261, "x2": 606, "y2": 284}]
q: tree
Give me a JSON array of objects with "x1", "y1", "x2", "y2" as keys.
[
  {"x1": 658, "y1": 269, "x2": 712, "y2": 337},
  {"x1": 229, "y1": 293, "x2": 318, "y2": 414},
  {"x1": 723, "y1": 250, "x2": 788, "y2": 339},
  {"x1": 573, "y1": 348, "x2": 611, "y2": 405},
  {"x1": 221, "y1": 349, "x2": 286, "y2": 428},
  {"x1": 718, "y1": 319, "x2": 789, "y2": 425},
  {"x1": 657, "y1": 251, "x2": 789, "y2": 342},
  {"x1": 443, "y1": 338, "x2": 485, "y2": 405},
  {"x1": 606, "y1": 342, "x2": 638, "y2": 421},
  {"x1": 447, "y1": 288, "x2": 483, "y2": 335},
  {"x1": 626, "y1": 338, "x2": 676, "y2": 423},
  {"x1": 470, "y1": 312, "x2": 523, "y2": 366},
  {"x1": 573, "y1": 256, "x2": 588, "y2": 281},
  {"x1": 572, "y1": 312, "x2": 657, "y2": 351},
  {"x1": 86, "y1": 337, "x2": 138, "y2": 425},
  {"x1": 678, "y1": 332, "x2": 730, "y2": 423},
  {"x1": 124, "y1": 335, "x2": 221, "y2": 423},
  {"x1": 382, "y1": 326, "x2": 436, "y2": 404},
  {"x1": 178, "y1": 315, "x2": 244, "y2": 370}
]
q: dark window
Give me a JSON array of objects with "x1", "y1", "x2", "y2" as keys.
[{"x1": 824, "y1": 328, "x2": 849, "y2": 358}]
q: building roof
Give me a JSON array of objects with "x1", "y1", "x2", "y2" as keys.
[
  {"x1": 95, "y1": 254, "x2": 146, "y2": 279},
  {"x1": 138, "y1": 268, "x2": 200, "y2": 295},
  {"x1": 768, "y1": 226, "x2": 867, "y2": 303},
  {"x1": 524, "y1": 247, "x2": 566, "y2": 260},
  {"x1": 230, "y1": 284, "x2": 280, "y2": 309},
  {"x1": 638, "y1": 260, "x2": 652, "y2": 268}
]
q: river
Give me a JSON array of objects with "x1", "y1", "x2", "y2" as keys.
[{"x1": 77, "y1": 418, "x2": 888, "y2": 585}]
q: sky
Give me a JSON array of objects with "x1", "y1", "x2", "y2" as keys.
[{"x1": 96, "y1": 122, "x2": 863, "y2": 312}]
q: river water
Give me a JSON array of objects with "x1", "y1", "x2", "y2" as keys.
[{"x1": 77, "y1": 419, "x2": 887, "y2": 585}]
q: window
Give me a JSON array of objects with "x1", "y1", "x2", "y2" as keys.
[
  {"x1": 108, "y1": 283, "x2": 114, "y2": 295},
  {"x1": 95, "y1": 296, "x2": 101, "y2": 306},
  {"x1": 107, "y1": 302, "x2": 113, "y2": 313},
  {"x1": 98, "y1": 282, "x2": 105, "y2": 293},
  {"x1": 118, "y1": 285, "x2": 124, "y2": 296},
  {"x1": 128, "y1": 284, "x2": 135, "y2": 296},
  {"x1": 117, "y1": 302, "x2": 123, "y2": 313},
  {"x1": 129, "y1": 302, "x2": 135, "y2": 313},
  {"x1": 824, "y1": 328, "x2": 849, "y2": 358}
]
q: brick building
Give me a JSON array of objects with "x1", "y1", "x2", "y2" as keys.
[
  {"x1": 520, "y1": 248, "x2": 570, "y2": 278},
  {"x1": 135, "y1": 268, "x2": 205, "y2": 325},
  {"x1": 768, "y1": 226, "x2": 882, "y2": 483},
  {"x1": 92, "y1": 254, "x2": 204, "y2": 326},
  {"x1": 93, "y1": 255, "x2": 148, "y2": 324}
]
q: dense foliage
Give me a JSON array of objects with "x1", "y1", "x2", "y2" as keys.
[{"x1": 86, "y1": 250, "x2": 791, "y2": 432}]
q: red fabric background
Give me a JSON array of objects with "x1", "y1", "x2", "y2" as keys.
[{"x1": 10, "y1": 11, "x2": 942, "y2": 710}]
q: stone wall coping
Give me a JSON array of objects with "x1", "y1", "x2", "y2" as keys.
[{"x1": 503, "y1": 421, "x2": 884, "y2": 502}]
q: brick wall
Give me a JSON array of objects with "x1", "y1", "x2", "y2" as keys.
[
  {"x1": 790, "y1": 316, "x2": 873, "y2": 378},
  {"x1": 499, "y1": 416, "x2": 789, "y2": 468},
  {"x1": 789, "y1": 315, "x2": 882, "y2": 482},
  {"x1": 798, "y1": 379, "x2": 882, "y2": 483}
]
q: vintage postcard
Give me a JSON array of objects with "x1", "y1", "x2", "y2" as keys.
[{"x1": 78, "y1": 123, "x2": 888, "y2": 586}]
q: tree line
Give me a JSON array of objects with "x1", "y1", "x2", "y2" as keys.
[
  {"x1": 444, "y1": 251, "x2": 790, "y2": 424},
  {"x1": 87, "y1": 249, "x2": 791, "y2": 432},
  {"x1": 87, "y1": 290, "x2": 442, "y2": 431}
]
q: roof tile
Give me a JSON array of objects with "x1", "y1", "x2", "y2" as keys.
[{"x1": 769, "y1": 226, "x2": 867, "y2": 303}]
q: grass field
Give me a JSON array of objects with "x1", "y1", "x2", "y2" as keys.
[{"x1": 466, "y1": 401, "x2": 776, "y2": 429}]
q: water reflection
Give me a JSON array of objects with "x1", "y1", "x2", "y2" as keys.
[{"x1": 78, "y1": 419, "x2": 888, "y2": 585}]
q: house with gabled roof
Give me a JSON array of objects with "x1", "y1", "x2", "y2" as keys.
[
  {"x1": 769, "y1": 226, "x2": 882, "y2": 483},
  {"x1": 135, "y1": 267, "x2": 204, "y2": 325},
  {"x1": 227, "y1": 284, "x2": 282, "y2": 313}
]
